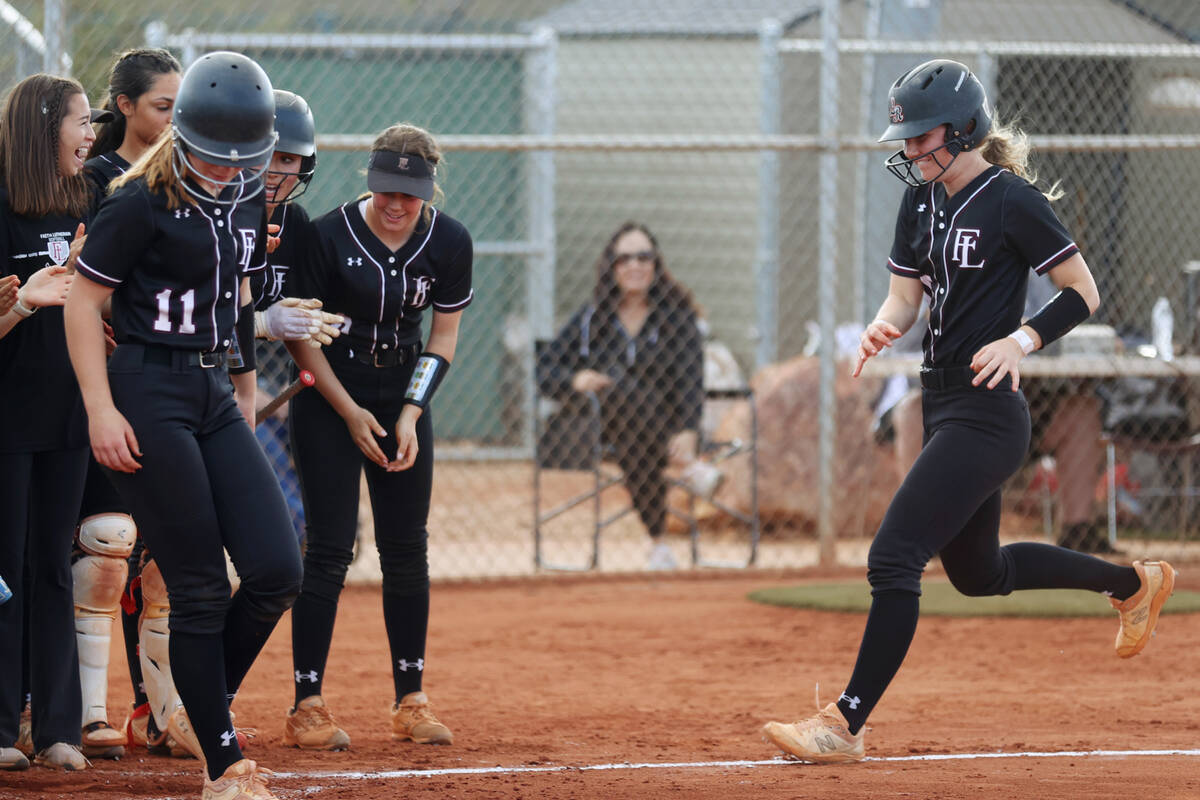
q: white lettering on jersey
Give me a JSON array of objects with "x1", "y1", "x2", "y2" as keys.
[
  {"x1": 410, "y1": 276, "x2": 431, "y2": 307},
  {"x1": 46, "y1": 238, "x2": 70, "y2": 266},
  {"x1": 267, "y1": 265, "x2": 288, "y2": 300},
  {"x1": 238, "y1": 228, "x2": 257, "y2": 271},
  {"x1": 951, "y1": 228, "x2": 985, "y2": 269}
]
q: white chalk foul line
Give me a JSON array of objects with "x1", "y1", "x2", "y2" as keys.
[{"x1": 260, "y1": 748, "x2": 1200, "y2": 780}]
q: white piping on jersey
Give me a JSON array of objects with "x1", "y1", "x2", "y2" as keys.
[
  {"x1": 931, "y1": 168, "x2": 1005, "y2": 363},
  {"x1": 1033, "y1": 242, "x2": 1078, "y2": 274},
  {"x1": 98, "y1": 153, "x2": 126, "y2": 175},
  {"x1": 341, "y1": 202, "x2": 388, "y2": 352},
  {"x1": 75, "y1": 256, "x2": 122, "y2": 286},
  {"x1": 886, "y1": 257, "x2": 919, "y2": 275},
  {"x1": 192, "y1": 204, "x2": 226, "y2": 352},
  {"x1": 434, "y1": 289, "x2": 474, "y2": 311}
]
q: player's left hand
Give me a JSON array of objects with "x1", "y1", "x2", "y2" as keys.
[
  {"x1": 235, "y1": 390, "x2": 255, "y2": 427},
  {"x1": 66, "y1": 222, "x2": 86, "y2": 272},
  {"x1": 0, "y1": 274, "x2": 19, "y2": 316},
  {"x1": 102, "y1": 320, "x2": 117, "y2": 356},
  {"x1": 388, "y1": 406, "x2": 421, "y2": 472},
  {"x1": 266, "y1": 223, "x2": 281, "y2": 254},
  {"x1": 970, "y1": 337, "x2": 1025, "y2": 391}
]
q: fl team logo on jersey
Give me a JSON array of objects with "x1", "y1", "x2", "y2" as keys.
[{"x1": 952, "y1": 228, "x2": 986, "y2": 270}]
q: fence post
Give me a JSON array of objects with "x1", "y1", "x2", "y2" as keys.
[
  {"x1": 42, "y1": 0, "x2": 63, "y2": 74},
  {"x1": 817, "y1": 0, "x2": 841, "y2": 566},
  {"x1": 755, "y1": 18, "x2": 782, "y2": 370}
]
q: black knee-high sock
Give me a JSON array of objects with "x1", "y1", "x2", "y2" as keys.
[
  {"x1": 121, "y1": 586, "x2": 148, "y2": 708},
  {"x1": 222, "y1": 591, "x2": 287, "y2": 703},
  {"x1": 383, "y1": 590, "x2": 429, "y2": 702},
  {"x1": 169, "y1": 631, "x2": 240, "y2": 781},
  {"x1": 837, "y1": 589, "x2": 920, "y2": 736},
  {"x1": 291, "y1": 589, "x2": 340, "y2": 708},
  {"x1": 1005, "y1": 543, "x2": 1140, "y2": 599}
]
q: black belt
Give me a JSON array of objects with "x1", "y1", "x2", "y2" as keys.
[
  {"x1": 137, "y1": 344, "x2": 227, "y2": 369},
  {"x1": 342, "y1": 343, "x2": 420, "y2": 368},
  {"x1": 919, "y1": 365, "x2": 977, "y2": 390}
]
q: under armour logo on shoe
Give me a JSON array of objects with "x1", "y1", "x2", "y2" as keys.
[
  {"x1": 295, "y1": 669, "x2": 319, "y2": 683},
  {"x1": 838, "y1": 693, "x2": 861, "y2": 710},
  {"x1": 398, "y1": 658, "x2": 424, "y2": 672},
  {"x1": 220, "y1": 729, "x2": 237, "y2": 747}
]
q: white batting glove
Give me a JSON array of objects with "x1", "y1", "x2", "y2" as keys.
[
  {"x1": 256, "y1": 297, "x2": 322, "y2": 341},
  {"x1": 308, "y1": 308, "x2": 344, "y2": 348}
]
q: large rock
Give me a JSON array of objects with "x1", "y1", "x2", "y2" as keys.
[{"x1": 688, "y1": 355, "x2": 899, "y2": 536}]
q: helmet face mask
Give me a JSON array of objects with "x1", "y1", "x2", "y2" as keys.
[
  {"x1": 266, "y1": 90, "x2": 317, "y2": 205},
  {"x1": 878, "y1": 59, "x2": 992, "y2": 188},
  {"x1": 171, "y1": 51, "x2": 277, "y2": 204}
]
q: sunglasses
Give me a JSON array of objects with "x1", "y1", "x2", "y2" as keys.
[{"x1": 611, "y1": 250, "x2": 655, "y2": 267}]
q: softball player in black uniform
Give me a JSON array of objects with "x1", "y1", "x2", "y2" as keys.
[
  {"x1": 0, "y1": 73, "x2": 112, "y2": 773},
  {"x1": 65, "y1": 52, "x2": 300, "y2": 799},
  {"x1": 72, "y1": 47, "x2": 182, "y2": 760},
  {"x1": 282, "y1": 123, "x2": 471, "y2": 750},
  {"x1": 761, "y1": 59, "x2": 1176, "y2": 763}
]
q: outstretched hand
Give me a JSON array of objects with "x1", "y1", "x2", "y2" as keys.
[{"x1": 852, "y1": 319, "x2": 903, "y2": 377}]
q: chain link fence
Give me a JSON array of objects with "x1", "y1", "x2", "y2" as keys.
[{"x1": 20, "y1": 0, "x2": 1200, "y2": 577}]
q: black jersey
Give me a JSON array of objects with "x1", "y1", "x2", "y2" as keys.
[
  {"x1": 77, "y1": 176, "x2": 267, "y2": 353},
  {"x1": 83, "y1": 151, "x2": 130, "y2": 209},
  {"x1": 293, "y1": 201, "x2": 473, "y2": 356},
  {"x1": 886, "y1": 165, "x2": 1078, "y2": 368},
  {"x1": 0, "y1": 186, "x2": 87, "y2": 451},
  {"x1": 251, "y1": 202, "x2": 313, "y2": 310}
]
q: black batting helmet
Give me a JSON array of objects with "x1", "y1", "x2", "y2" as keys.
[
  {"x1": 268, "y1": 89, "x2": 317, "y2": 204},
  {"x1": 171, "y1": 51, "x2": 277, "y2": 201},
  {"x1": 878, "y1": 59, "x2": 992, "y2": 187}
]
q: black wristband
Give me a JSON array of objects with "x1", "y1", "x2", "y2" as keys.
[
  {"x1": 227, "y1": 305, "x2": 257, "y2": 374},
  {"x1": 403, "y1": 352, "x2": 449, "y2": 409},
  {"x1": 1025, "y1": 286, "x2": 1091, "y2": 349}
]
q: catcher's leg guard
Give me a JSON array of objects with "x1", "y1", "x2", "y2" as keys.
[
  {"x1": 138, "y1": 559, "x2": 182, "y2": 734},
  {"x1": 73, "y1": 513, "x2": 136, "y2": 757}
]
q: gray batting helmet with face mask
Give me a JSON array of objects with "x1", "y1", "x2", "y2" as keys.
[{"x1": 879, "y1": 59, "x2": 992, "y2": 188}]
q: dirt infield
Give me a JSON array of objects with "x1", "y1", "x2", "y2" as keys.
[{"x1": 4, "y1": 571, "x2": 1200, "y2": 799}]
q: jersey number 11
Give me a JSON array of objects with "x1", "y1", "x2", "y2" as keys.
[{"x1": 153, "y1": 288, "x2": 197, "y2": 334}]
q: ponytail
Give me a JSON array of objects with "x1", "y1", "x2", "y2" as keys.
[{"x1": 978, "y1": 119, "x2": 1063, "y2": 201}]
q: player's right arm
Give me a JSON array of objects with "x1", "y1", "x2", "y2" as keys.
[
  {"x1": 64, "y1": 274, "x2": 141, "y2": 472},
  {"x1": 853, "y1": 273, "x2": 924, "y2": 378}
]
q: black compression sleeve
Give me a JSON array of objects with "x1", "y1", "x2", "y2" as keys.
[
  {"x1": 228, "y1": 304, "x2": 257, "y2": 374},
  {"x1": 1025, "y1": 286, "x2": 1091, "y2": 349}
]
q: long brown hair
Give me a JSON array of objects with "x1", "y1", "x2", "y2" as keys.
[
  {"x1": 0, "y1": 73, "x2": 92, "y2": 217},
  {"x1": 369, "y1": 122, "x2": 444, "y2": 227},
  {"x1": 109, "y1": 133, "x2": 190, "y2": 210},
  {"x1": 979, "y1": 118, "x2": 1063, "y2": 201},
  {"x1": 592, "y1": 221, "x2": 699, "y2": 315}
]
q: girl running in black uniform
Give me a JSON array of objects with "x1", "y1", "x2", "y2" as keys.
[
  {"x1": 65, "y1": 51, "x2": 300, "y2": 799},
  {"x1": 282, "y1": 123, "x2": 472, "y2": 751},
  {"x1": 761, "y1": 59, "x2": 1176, "y2": 764}
]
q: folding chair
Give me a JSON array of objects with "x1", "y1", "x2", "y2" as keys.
[{"x1": 1103, "y1": 431, "x2": 1200, "y2": 547}]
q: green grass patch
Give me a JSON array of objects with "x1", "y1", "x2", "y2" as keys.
[{"x1": 748, "y1": 582, "x2": 1200, "y2": 618}]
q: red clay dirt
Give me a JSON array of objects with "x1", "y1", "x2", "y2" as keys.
[{"x1": 3, "y1": 570, "x2": 1199, "y2": 799}]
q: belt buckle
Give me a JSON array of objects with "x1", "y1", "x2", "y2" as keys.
[{"x1": 198, "y1": 351, "x2": 221, "y2": 369}]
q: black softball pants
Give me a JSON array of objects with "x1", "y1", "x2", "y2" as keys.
[
  {"x1": 836, "y1": 384, "x2": 1139, "y2": 734},
  {"x1": 103, "y1": 345, "x2": 302, "y2": 779},
  {"x1": 604, "y1": 414, "x2": 668, "y2": 539},
  {"x1": 0, "y1": 446, "x2": 88, "y2": 751},
  {"x1": 289, "y1": 350, "x2": 434, "y2": 707}
]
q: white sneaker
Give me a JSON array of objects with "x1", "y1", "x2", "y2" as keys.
[{"x1": 646, "y1": 541, "x2": 679, "y2": 571}]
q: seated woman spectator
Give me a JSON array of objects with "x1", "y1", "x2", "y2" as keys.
[{"x1": 538, "y1": 221, "x2": 706, "y2": 570}]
